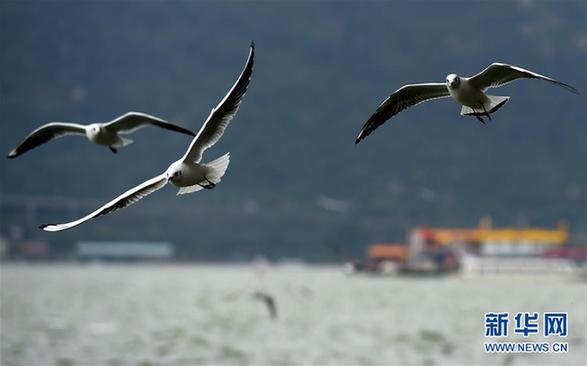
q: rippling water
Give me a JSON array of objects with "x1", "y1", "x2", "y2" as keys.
[{"x1": 1, "y1": 264, "x2": 586, "y2": 366}]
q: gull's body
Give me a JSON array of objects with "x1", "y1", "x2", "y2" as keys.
[
  {"x1": 355, "y1": 63, "x2": 578, "y2": 143},
  {"x1": 40, "y1": 42, "x2": 255, "y2": 232},
  {"x1": 86, "y1": 123, "x2": 127, "y2": 147},
  {"x1": 8, "y1": 112, "x2": 196, "y2": 158},
  {"x1": 166, "y1": 161, "x2": 210, "y2": 188},
  {"x1": 447, "y1": 77, "x2": 488, "y2": 108}
]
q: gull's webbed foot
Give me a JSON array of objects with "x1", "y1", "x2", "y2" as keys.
[
  {"x1": 475, "y1": 115, "x2": 486, "y2": 124},
  {"x1": 198, "y1": 178, "x2": 216, "y2": 190},
  {"x1": 109, "y1": 147, "x2": 118, "y2": 154}
]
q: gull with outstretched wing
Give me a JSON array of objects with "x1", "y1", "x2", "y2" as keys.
[
  {"x1": 40, "y1": 42, "x2": 255, "y2": 232},
  {"x1": 356, "y1": 63, "x2": 578, "y2": 143},
  {"x1": 8, "y1": 112, "x2": 196, "y2": 158}
]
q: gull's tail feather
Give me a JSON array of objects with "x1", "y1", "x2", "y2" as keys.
[
  {"x1": 461, "y1": 96, "x2": 510, "y2": 116},
  {"x1": 176, "y1": 153, "x2": 230, "y2": 196},
  {"x1": 206, "y1": 152, "x2": 230, "y2": 183},
  {"x1": 113, "y1": 137, "x2": 134, "y2": 147}
]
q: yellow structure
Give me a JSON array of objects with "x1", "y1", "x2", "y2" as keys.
[
  {"x1": 432, "y1": 225, "x2": 568, "y2": 246},
  {"x1": 409, "y1": 220, "x2": 569, "y2": 257}
]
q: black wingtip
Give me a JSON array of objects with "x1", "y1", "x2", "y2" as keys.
[
  {"x1": 568, "y1": 86, "x2": 580, "y2": 95},
  {"x1": 552, "y1": 80, "x2": 579, "y2": 95},
  {"x1": 178, "y1": 126, "x2": 197, "y2": 137},
  {"x1": 39, "y1": 224, "x2": 48, "y2": 230},
  {"x1": 558, "y1": 81, "x2": 580, "y2": 95},
  {"x1": 250, "y1": 40, "x2": 255, "y2": 49},
  {"x1": 355, "y1": 128, "x2": 367, "y2": 144},
  {"x1": 7, "y1": 150, "x2": 17, "y2": 159},
  {"x1": 180, "y1": 127, "x2": 197, "y2": 137}
]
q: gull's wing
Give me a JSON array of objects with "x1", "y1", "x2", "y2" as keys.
[
  {"x1": 182, "y1": 42, "x2": 255, "y2": 163},
  {"x1": 40, "y1": 173, "x2": 168, "y2": 232},
  {"x1": 468, "y1": 63, "x2": 579, "y2": 94},
  {"x1": 8, "y1": 123, "x2": 87, "y2": 158},
  {"x1": 355, "y1": 83, "x2": 450, "y2": 143},
  {"x1": 252, "y1": 292, "x2": 277, "y2": 319},
  {"x1": 103, "y1": 112, "x2": 195, "y2": 136}
]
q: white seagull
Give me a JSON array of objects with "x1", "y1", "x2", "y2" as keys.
[
  {"x1": 355, "y1": 63, "x2": 578, "y2": 143},
  {"x1": 8, "y1": 112, "x2": 196, "y2": 158},
  {"x1": 40, "y1": 42, "x2": 255, "y2": 232}
]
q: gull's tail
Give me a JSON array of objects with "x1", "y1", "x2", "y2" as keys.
[
  {"x1": 206, "y1": 152, "x2": 230, "y2": 183},
  {"x1": 461, "y1": 95, "x2": 510, "y2": 116},
  {"x1": 176, "y1": 153, "x2": 230, "y2": 195},
  {"x1": 113, "y1": 137, "x2": 134, "y2": 147}
]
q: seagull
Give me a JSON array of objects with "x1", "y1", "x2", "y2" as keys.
[
  {"x1": 40, "y1": 42, "x2": 254, "y2": 232},
  {"x1": 252, "y1": 291, "x2": 277, "y2": 320},
  {"x1": 7, "y1": 112, "x2": 196, "y2": 158},
  {"x1": 355, "y1": 63, "x2": 579, "y2": 143}
]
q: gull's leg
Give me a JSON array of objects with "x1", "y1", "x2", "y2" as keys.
[
  {"x1": 470, "y1": 106, "x2": 485, "y2": 124},
  {"x1": 109, "y1": 147, "x2": 118, "y2": 154},
  {"x1": 481, "y1": 103, "x2": 492, "y2": 120},
  {"x1": 197, "y1": 177, "x2": 216, "y2": 190}
]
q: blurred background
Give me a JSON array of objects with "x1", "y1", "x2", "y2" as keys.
[{"x1": 1, "y1": 1, "x2": 586, "y2": 365}]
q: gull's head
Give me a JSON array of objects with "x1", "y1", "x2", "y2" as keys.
[
  {"x1": 88, "y1": 124, "x2": 102, "y2": 134},
  {"x1": 166, "y1": 163, "x2": 183, "y2": 181},
  {"x1": 446, "y1": 74, "x2": 461, "y2": 89}
]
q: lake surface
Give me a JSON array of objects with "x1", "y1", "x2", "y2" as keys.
[{"x1": 1, "y1": 264, "x2": 586, "y2": 366}]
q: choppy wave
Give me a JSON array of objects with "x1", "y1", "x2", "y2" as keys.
[{"x1": 1, "y1": 264, "x2": 585, "y2": 366}]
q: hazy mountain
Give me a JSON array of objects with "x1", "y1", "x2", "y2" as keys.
[{"x1": 1, "y1": 1, "x2": 585, "y2": 260}]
